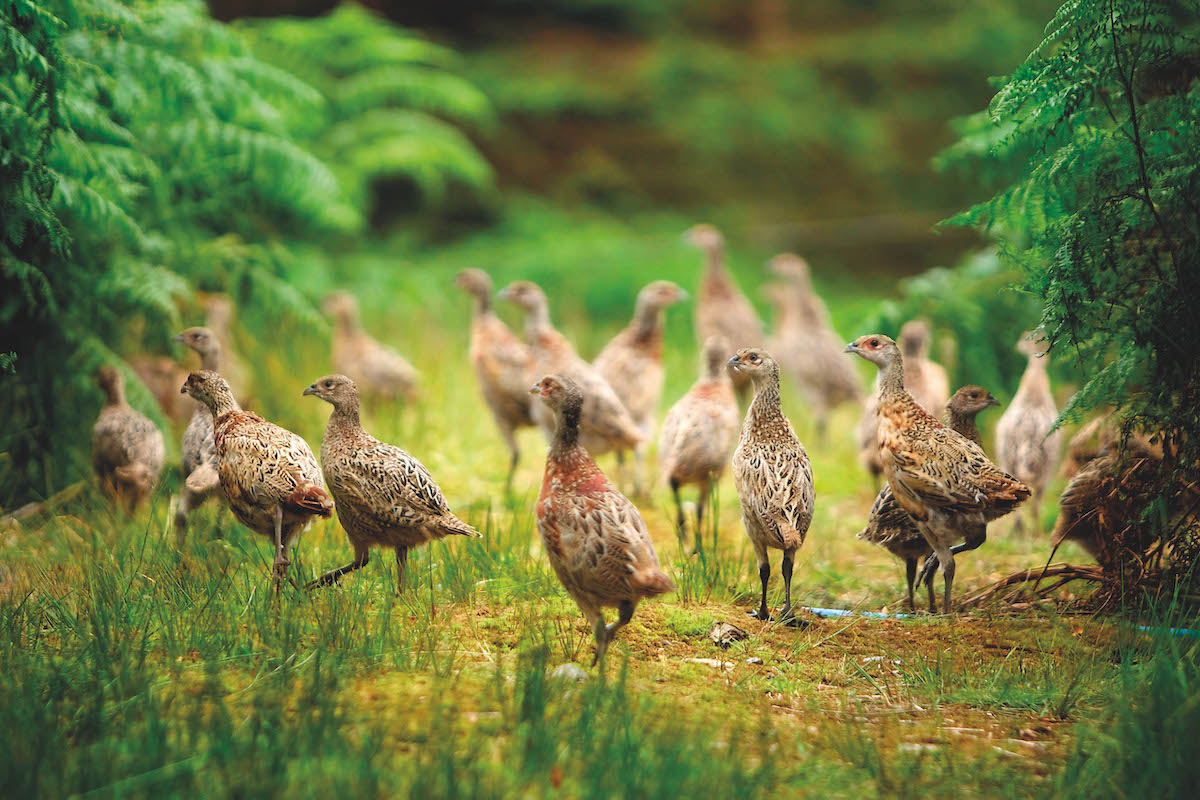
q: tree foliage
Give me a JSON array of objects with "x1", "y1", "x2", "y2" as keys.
[{"x1": 944, "y1": 0, "x2": 1200, "y2": 592}]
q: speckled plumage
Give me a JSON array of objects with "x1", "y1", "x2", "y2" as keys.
[
  {"x1": 995, "y1": 334, "x2": 1063, "y2": 535},
  {"x1": 659, "y1": 336, "x2": 740, "y2": 552},
  {"x1": 858, "y1": 320, "x2": 949, "y2": 482},
  {"x1": 92, "y1": 366, "x2": 165, "y2": 512},
  {"x1": 182, "y1": 370, "x2": 332, "y2": 589},
  {"x1": 173, "y1": 327, "x2": 226, "y2": 544},
  {"x1": 857, "y1": 385, "x2": 999, "y2": 611},
  {"x1": 499, "y1": 281, "x2": 642, "y2": 457},
  {"x1": 533, "y1": 375, "x2": 674, "y2": 670},
  {"x1": 304, "y1": 374, "x2": 479, "y2": 592},
  {"x1": 594, "y1": 280, "x2": 688, "y2": 493},
  {"x1": 765, "y1": 256, "x2": 863, "y2": 438},
  {"x1": 686, "y1": 224, "x2": 765, "y2": 398},
  {"x1": 848, "y1": 334, "x2": 1029, "y2": 613},
  {"x1": 730, "y1": 348, "x2": 815, "y2": 623},
  {"x1": 456, "y1": 269, "x2": 535, "y2": 490},
  {"x1": 323, "y1": 291, "x2": 419, "y2": 404}
]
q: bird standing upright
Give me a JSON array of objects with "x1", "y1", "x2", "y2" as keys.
[
  {"x1": 173, "y1": 327, "x2": 226, "y2": 544},
  {"x1": 729, "y1": 347, "x2": 815, "y2": 623}
]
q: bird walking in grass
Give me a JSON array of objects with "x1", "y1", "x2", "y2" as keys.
[
  {"x1": 995, "y1": 333, "x2": 1063, "y2": 535},
  {"x1": 173, "y1": 327, "x2": 226, "y2": 544},
  {"x1": 846, "y1": 335, "x2": 1029, "y2": 614},
  {"x1": 686, "y1": 224, "x2": 765, "y2": 400},
  {"x1": 532, "y1": 374, "x2": 674, "y2": 671},
  {"x1": 765, "y1": 255, "x2": 863, "y2": 440},
  {"x1": 658, "y1": 335, "x2": 740, "y2": 553},
  {"x1": 857, "y1": 385, "x2": 999, "y2": 611},
  {"x1": 92, "y1": 366, "x2": 165, "y2": 512},
  {"x1": 729, "y1": 347, "x2": 815, "y2": 623},
  {"x1": 594, "y1": 280, "x2": 689, "y2": 495},
  {"x1": 181, "y1": 370, "x2": 333, "y2": 590},
  {"x1": 323, "y1": 291, "x2": 419, "y2": 406},
  {"x1": 303, "y1": 374, "x2": 480, "y2": 593},
  {"x1": 500, "y1": 281, "x2": 643, "y2": 458},
  {"x1": 456, "y1": 268, "x2": 536, "y2": 492}
]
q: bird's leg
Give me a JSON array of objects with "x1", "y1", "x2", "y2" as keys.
[
  {"x1": 502, "y1": 427, "x2": 519, "y2": 498},
  {"x1": 670, "y1": 478, "x2": 686, "y2": 545},
  {"x1": 307, "y1": 548, "x2": 370, "y2": 590},
  {"x1": 694, "y1": 481, "x2": 711, "y2": 556},
  {"x1": 952, "y1": 524, "x2": 987, "y2": 557},
  {"x1": 632, "y1": 445, "x2": 646, "y2": 499},
  {"x1": 174, "y1": 489, "x2": 195, "y2": 548},
  {"x1": 395, "y1": 546, "x2": 409, "y2": 595},
  {"x1": 602, "y1": 600, "x2": 635, "y2": 662},
  {"x1": 272, "y1": 505, "x2": 288, "y2": 593},
  {"x1": 616, "y1": 450, "x2": 628, "y2": 495},
  {"x1": 589, "y1": 612, "x2": 608, "y2": 671},
  {"x1": 779, "y1": 549, "x2": 797, "y2": 624},
  {"x1": 815, "y1": 412, "x2": 828, "y2": 446},
  {"x1": 940, "y1": 549, "x2": 956, "y2": 614},
  {"x1": 748, "y1": 549, "x2": 771, "y2": 620},
  {"x1": 905, "y1": 557, "x2": 918, "y2": 611},
  {"x1": 922, "y1": 555, "x2": 938, "y2": 613}
]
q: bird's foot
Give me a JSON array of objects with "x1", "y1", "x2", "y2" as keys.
[
  {"x1": 776, "y1": 605, "x2": 810, "y2": 629},
  {"x1": 748, "y1": 607, "x2": 770, "y2": 621}
]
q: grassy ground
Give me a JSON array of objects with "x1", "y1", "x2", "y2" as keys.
[{"x1": 3, "y1": 206, "x2": 1196, "y2": 797}]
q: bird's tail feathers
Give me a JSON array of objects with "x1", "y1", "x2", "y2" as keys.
[
  {"x1": 185, "y1": 463, "x2": 221, "y2": 494},
  {"x1": 289, "y1": 479, "x2": 334, "y2": 518},
  {"x1": 632, "y1": 567, "x2": 675, "y2": 596}
]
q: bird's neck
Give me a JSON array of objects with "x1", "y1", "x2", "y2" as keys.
[
  {"x1": 631, "y1": 302, "x2": 663, "y2": 344},
  {"x1": 327, "y1": 401, "x2": 364, "y2": 437},
  {"x1": 747, "y1": 371, "x2": 785, "y2": 426},
  {"x1": 524, "y1": 304, "x2": 552, "y2": 338},
  {"x1": 1015, "y1": 354, "x2": 1051, "y2": 401},
  {"x1": 103, "y1": 383, "x2": 126, "y2": 407},
  {"x1": 472, "y1": 291, "x2": 492, "y2": 316},
  {"x1": 876, "y1": 358, "x2": 907, "y2": 404},
  {"x1": 199, "y1": 347, "x2": 221, "y2": 372},
  {"x1": 549, "y1": 406, "x2": 582, "y2": 457},
  {"x1": 336, "y1": 313, "x2": 361, "y2": 336},
  {"x1": 946, "y1": 409, "x2": 982, "y2": 447},
  {"x1": 207, "y1": 392, "x2": 239, "y2": 418}
]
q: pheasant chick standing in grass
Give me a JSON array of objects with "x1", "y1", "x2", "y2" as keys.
[
  {"x1": 765, "y1": 255, "x2": 863, "y2": 440},
  {"x1": 686, "y1": 224, "x2": 765, "y2": 399},
  {"x1": 846, "y1": 335, "x2": 1029, "y2": 613},
  {"x1": 729, "y1": 348, "x2": 815, "y2": 623},
  {"x1": 995, "y1": 332, "x2": 1063, "y2": 535},
  {"x1": 92, "y1": 366, "x2": 165, "y2": 512},
  {"x1": 303, "y1": 374, "x2": 480, "y2": 593},
  {"x1": 658, "y1": 335, "x2": 740, "y2": 553},
  {"x1": 181, "y1": 371, "x2": 333, "y2": 590},
  {"x1": 323, "y1": 291, "x2": 419, "y2": 406},
  {"x1": 532, "y1": 375, "x2": 674, "y2": 671},
  {"x1": 499, "y1": 281, "x2": 643, "y2": 457},
  {"x1": 173, "y1": 327, "x2": 226, "y2": 544},
  {"x1": 456, "y1": 268, "x2": 535, "y2": 492},
  {"x1": 857, "y1": 385, "x2": 999, "y2": 611},
  {"x1": 594, "y1": 280, "x2": 689, "y2": 494}
]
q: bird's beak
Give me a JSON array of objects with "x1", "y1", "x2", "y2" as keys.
[
  {"x1": 988, "y1": 396, "x2": 1000, "y2": 406},
  {"x1": 843, "y1": 342, "x2": 857, "y2": 353},
  {"x1": 497, "y1": 287, "x2": 513, "y2": 301},
  {"x1": 676, "y1": 288, "x2": 690, "y2": 302},
  {"x1": 302, "y1": 385, "x2": 316, "y2": 397},
  {"x1": 528, "y1": 384, "x2": 540, "y2": 395},
  {"x1": 727, "y1": 355, "x2": 741, "y2": 371},
  {"x1": 179, "y1": 383, "x2": 189, "y2": 395},
  {"x1": 172, "y1": 333, "x2": 185, "y2": 343}
]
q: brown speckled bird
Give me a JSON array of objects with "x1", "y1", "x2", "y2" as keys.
[
  {"x1": 323, "y1": 291, "x2": 419, "y2": 405},
  {"x1": 857, "y1": 385, "x2": 1000, "y2": 611},
  {"x1": 995, "y1": 333, "x2": 1063, "y2": 535},
  {"x1": 729, "y1": 348, "x2": 815, "y2": 623},
  {"x1": 532, "y1": 374, "x2": 674, "y2": 670},
  {"x1": 181, "y1": 370, "x2": 333, "y2": 589},
  {"x1": 658, "y1": 335, "x2": 740, "y2": 553},
  {"x1": 173, "y1": 327, "x2": 226, "y2": 544},
  {"x1": 765, "y1": 255, "x2": 863, "y2": 440},
  {"x1": 500, "y1": 281, "x2": 643, "y2": 457},
  {"x1": 847, "y1": 334, "x2": 1029, "y2": 613},
  {"x1": 594, "y1": 280, "x2": 688, "y2": 493},
  {"x1": 92, "y1": 366, "x2": 165, "y2": 512},
  {"x1": 858, "y1": 320, "x2": 950, "y2": 483},
  {"x1": 456, "y1": 268, "x2": 535, "y2": 491},
  {"x1": 303, "y1": 374, "x2": 480, "y2": 592},
  {"x1": 685, "y1": 224, "x2": 765, "y2": 398}
]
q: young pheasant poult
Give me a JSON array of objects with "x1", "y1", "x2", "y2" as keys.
[
  {"x1": 995, "y1": 333, "x2": 1063, "y2": 535},
  {"x1": 304, "y1": 374, "x2": 480, "y2": 592},
  {"x1": 729, "y1": 347, "x2": 815, "y2": 623},
  {"x1": 92, "y1": 366, "x2": 165, "y2": 512},
  {"x1": 658, "y1": 335, "x2": 740, "y2": 553},
  {"x1": 593, "y1": 280, "x2": 688, "y2": 494},
  {"x1": 857, "y1": 385, "x2": 999, "y2": 611},
  {"x1": 858, "y1": 320, "x2": 949, "y2": 482},
  {"x1": 499, "y1": 281, "x2": 642, "y2": 457},
  {"x1": 847, "y1": 335, "x2": 1029, "y2": 613},
  {"x1": 181, "y1": 370, "x2": 333, "y2": 589},
  {"x1": 323, "y1": 290, "x2": 419, "y2": 405},
  {"x1": 532, "y1": 374, "x2": 674, "y2": 670},
  {"x1": 765, "y1": 255, "x2": 863, "y2": 439},
  {"x1": 173, "y1": 327, "x2": 225, "y2": 544},
  {"x1": 456, "y1": 268, "x2": 536, "y2": 491},
  {"x1": 686, "y1": 224, "x2": 765, "y2": 398}
]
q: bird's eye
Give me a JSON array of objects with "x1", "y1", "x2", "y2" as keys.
[
  {"x1": 869, "y1": 338, "x2": 879, "y2": 347},
  {"x1": 324, "y1": 380, "x2": 333, "y2": 388}
]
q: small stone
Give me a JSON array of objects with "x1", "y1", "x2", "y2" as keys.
[
  {"x1": 745, "y1": 657, "x2": 764, "y2": 665},
  {"x1": 709, "y1": 620, "x2": 750, "y2": 648},
  {"x1": 550, "y1": 663, "x2": 589, "y2": 683},
  {"x1": 685, "y1": 657, "x2": 734, "y2": 670}
]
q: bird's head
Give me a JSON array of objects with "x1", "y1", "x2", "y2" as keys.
[
  {"x1": 497, "y1": 280, "x2": 545, "y2": 312},
  {"x1": 844, "y1": 334, "x2": 900, "y2": 368},
  {"x1": 898, "y1": 320, "x2": 931, "y2": 358},
  {"x1": 97, "y1": 365, "x2": 123, "y2": 400},
  {"x1": 303, "y1": 373, "x2": 358, "y2": 408},
  {"x1": 529, "y1": 374, "x2": 583, "y2": 416},
  {"x1": 638, "y1": 280, "x2": 688, "y2": 311},
  {"x1": 767, "y1": 253, "x2": 810, "y2": 283},
  {"x1": 1017, "y1": 330, "x2": 1050, "y2": 358},
  {"x1": 180, "y1": 370, "x2": 232, "y2": 411},
  {"x1": 454, "y1": 268, "x2": 492, "y2": 297},
  {"x1": 321, "y1": 291, "x2": 358, "y2": 323},
  {"x1": 727, "y1": 347, "x2": 777, "y2": 381},
  {"x1": 174, "y1": 326, "x2": 218, "y2": 358},
  {"x1": 682, "y1": 223, "x2": 723, "y2": 251},
  {"x1": 948, "y1": 385, "x2": 1000, "y2": 418},
  {"x1": 702, "y1": 335, "x2": 732, "y2": 378}
]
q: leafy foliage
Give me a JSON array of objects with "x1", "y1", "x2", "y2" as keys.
[{"x1": 943, "y1": 0, "x2": 1200, "y2": 592}]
